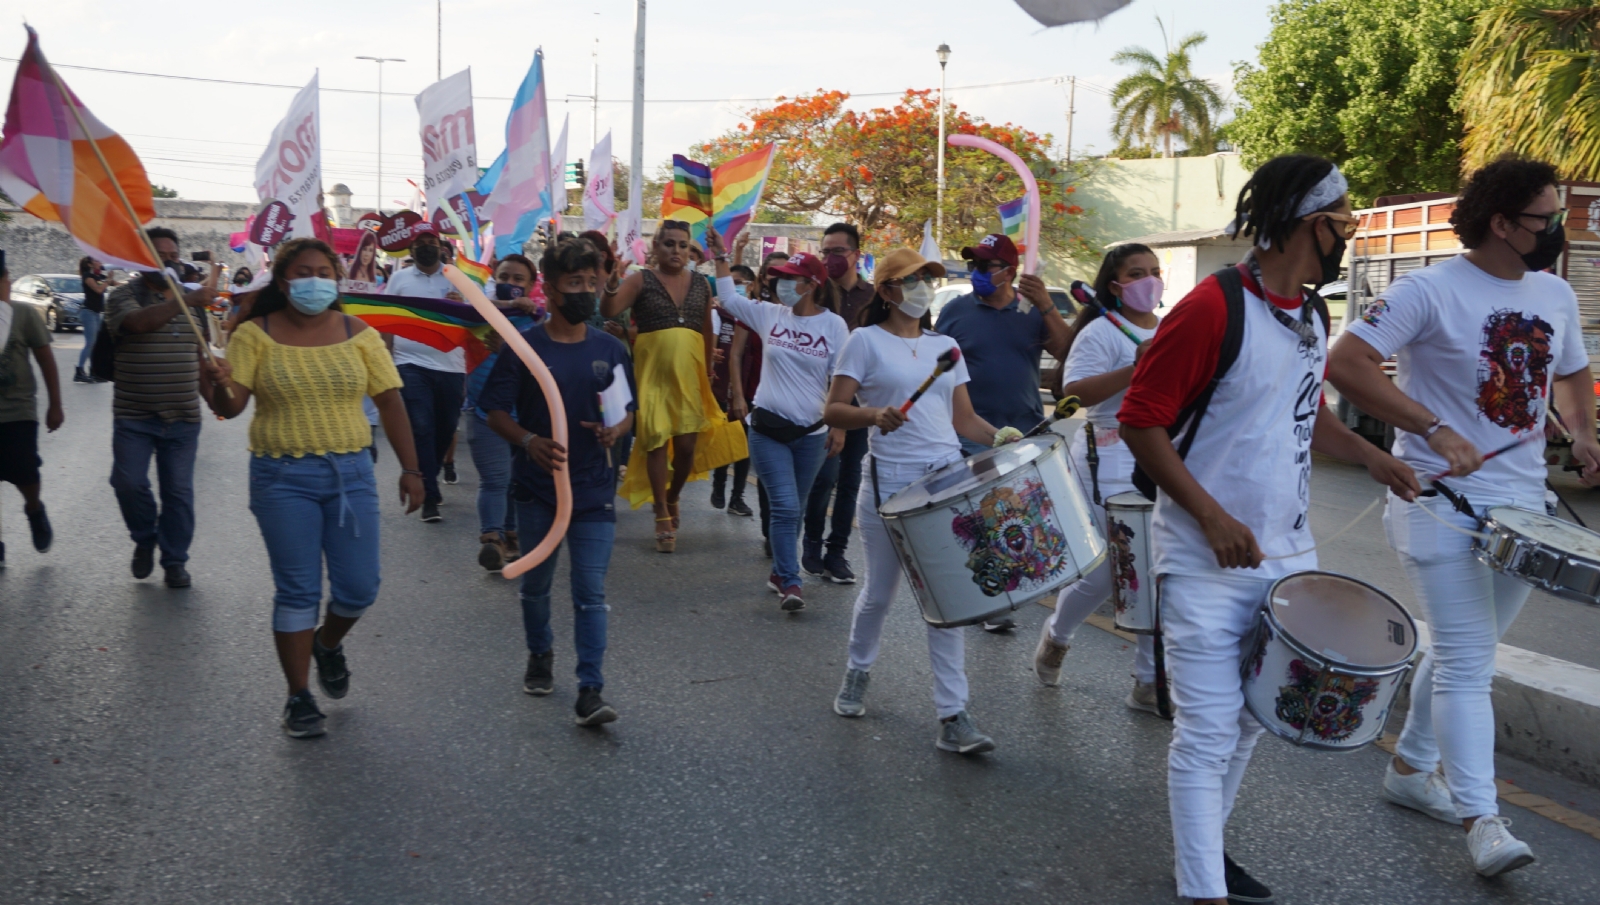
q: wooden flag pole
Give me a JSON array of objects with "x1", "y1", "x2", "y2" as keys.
[{"x1": 41, "y1": 62, "x2": 227, "y2": 392}]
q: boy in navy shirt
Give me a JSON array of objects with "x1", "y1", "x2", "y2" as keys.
[{"x1": 482, "y1": 237, "x2": 636, "y2": 726}]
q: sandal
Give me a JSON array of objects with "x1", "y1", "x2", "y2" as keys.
[
  {"x1": 654, "y1": 506, "x2": 676, "y2": 553},
  {"x1": 667, "y1": 499, "x2": 681, "y2": 531}
]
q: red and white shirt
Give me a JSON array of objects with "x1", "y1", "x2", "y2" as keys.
[{"x1": 1119, "y1": 266, "x2": 1327, "y2": 578}]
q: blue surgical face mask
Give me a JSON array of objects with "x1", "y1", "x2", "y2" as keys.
[
  {"x1": 287, "y1": 276, "x2": 339, "y2": 315},
  {"x1": 775, "y1": 279, "x2": 804, "y2": 308},
  {"x1": 970, "y1": 269, "x2": 996, "y2": 297}
]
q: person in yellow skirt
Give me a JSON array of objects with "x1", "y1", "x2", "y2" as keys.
[{"x1": 602, "y1": 220, "x2": 746, "y2": 551}]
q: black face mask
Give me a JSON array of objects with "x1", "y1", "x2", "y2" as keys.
[
  {"x1": 1521, "y1": 224, "x2": 1565, "y2": 273},
  {"x1": 1316, "y1": 229, "x2": 1346, "y2": 288},
  {"x1": 559, "y1": 290, "x2": 597, "y2": 325},
  {"x1": 411, "y1": 243, "x2": 441, "y2": 268},
  {"x1": 494, "y1": 282, "x2": 525, "y2": 302}
]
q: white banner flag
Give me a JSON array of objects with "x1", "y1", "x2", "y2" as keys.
[
  {"x1": 583, "y1": 130, "x2": 616, "y2": 232},
  {"x1": 548, "y1": 114, "x2": 569, "y2": 233},
  {"x1": 416, "y1": 68, "x2": 478, "y2": 219},
  {"x1": 617, "y1": 206, "x2": 645, "y2": 266},
  {"x1": 254, "y1": 74, "x2": 322, "y2": 240}
]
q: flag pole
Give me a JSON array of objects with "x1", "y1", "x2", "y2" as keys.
[{"x1": 40, "y1": 62, "x2": 225, "y2": 384}]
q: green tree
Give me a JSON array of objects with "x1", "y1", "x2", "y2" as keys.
[
  {"x1": 150, "y1": 183, "x2": 178, "y2": 198},
  {"x1": 1460, "y1": 2, "x2": 1600, "y2": 180},
  {"x1": 1231, "y1": 0, "x2": 1492, "y2": 205},
  {"x1": 1109, "y1": 25, "x2": 1225, "y2": 158}
]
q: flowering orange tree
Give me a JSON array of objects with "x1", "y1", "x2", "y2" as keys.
[{"x1": 693, "y1": 90, "x2": 1097, "y2": 261}]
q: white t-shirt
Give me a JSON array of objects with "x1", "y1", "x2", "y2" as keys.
[
  {"x1": 718, "y1": 290, "x2": 848, "y2": 434},
  {"x1": 1346, "y1": 254, "x2": 1585, "y2": 504},
  {"x1": 383, "y1": 265, "x2": 466, "y2": 373},
  {"x1": 1064, "y1": 313, "x2": 1158, "y2": 430},
  {"x1": 833, "y1": 324, "x2": 970, "y2": 466}
]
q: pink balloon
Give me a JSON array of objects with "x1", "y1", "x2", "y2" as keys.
[{"x1": 947, "y1": 134, "x2": 1041, "y2": 275}]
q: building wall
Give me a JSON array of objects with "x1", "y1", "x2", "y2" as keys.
[
  {"x1": 0, "y1": 198, "x2": 257, "y2": 278},
  {"x1": 1078, "y1": 154, "x2": 1251, "y2": 248}
]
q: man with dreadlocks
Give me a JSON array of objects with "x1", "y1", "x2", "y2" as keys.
[
  {"x1": 1331, "y1": 156, "x2": 1600, "y2": 879},
  {"x1": 1119, "y1": 154, "x2": 1417, "y2": 905}
]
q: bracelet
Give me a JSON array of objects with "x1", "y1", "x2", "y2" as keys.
[
  {"x1": 519, "y1": 431, "x2": 537, "y2": 451},
  {"x1": 1422, "y1": 417, "x2": 1447, "y2": 439},
  {"x1": 401, "y1": 469, "x2": 422, "y2": 477}
]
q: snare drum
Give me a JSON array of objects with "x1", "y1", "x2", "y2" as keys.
[
  {"x1": 1241, "y1": 571, "x2": 1417, "y2": 751},
  {"x1": 1476, "y1": 506, "x2": 1600, "y2": 605},
  {"x1": 1105, "y1": 491, "x2": 1157, "y2": 634},
  {"x1": 879, "y1": 434, "x2": 1105, "y2": 628}
]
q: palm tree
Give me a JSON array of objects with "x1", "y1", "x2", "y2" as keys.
[
  {"x1": 1110, "y1": 22, "x2": 1225, "y2": 158},
  {"x1": 1459, "y1": 2, "x2": 1600, "y2": 180}
]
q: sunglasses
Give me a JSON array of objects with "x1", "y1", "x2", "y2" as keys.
[
  {"x1": 660, "y1": 220, "x2": 692, "y2": 232},
  {"x1": 883, "y1": 273, "x2": 932, "y2": 288},
  {"x1": 973, "y1": 260, "x2": 1013, "y2": 274},
  {"x1": 1514, "y1": 209, "x2": 1568, "y2": 236},
  {"x1": 1302, "y1": 211, "x2": 1360, "y2": 239}
]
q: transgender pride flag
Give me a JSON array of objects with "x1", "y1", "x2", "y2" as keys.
[{"x1": 482, "y1": 50, "x2": 552, "y2": 259}]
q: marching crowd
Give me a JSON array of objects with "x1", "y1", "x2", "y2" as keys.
[{"x1": 3, "y1": 151, "x2": 1597, "y2": 904}]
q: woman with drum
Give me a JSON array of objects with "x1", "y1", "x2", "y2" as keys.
[
  {"x1": 1031, "y1": 243, "x2": 1164, "y2": 713},
  {"x1": 824, "y1": 247, "x2": 1020, "y2": 755}
]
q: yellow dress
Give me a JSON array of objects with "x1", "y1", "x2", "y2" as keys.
[{"x1": 618, "y1": 271, "x2": 747, "y2": 508}]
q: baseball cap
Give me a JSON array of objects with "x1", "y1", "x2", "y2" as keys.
[
  {"x1": 409, "y1": 222, "x2": 439, "y2": 244},
  {"x1": 959, "y1": 233, "x2": 1019, "y2": 268},
  {"x1": 874, "y1": 248, "x2": 946, "y2": 288},
  {"x1": 768, "y1": 251, "x2": 827, "y2": 284}
]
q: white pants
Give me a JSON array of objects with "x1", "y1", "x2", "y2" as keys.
[
  {"x1": 1046, "y1": 432, "x2": 1156, "y2": 683},
  {"x1": 846, "y1": 456, "x2": 970, "y2": 720},
  {"x1": 1162, "y1": 571, "x2": 1272, "y2": 901},
  {"x1": 1385, "y1": 491, "x2": 1533, "y2": 820}
]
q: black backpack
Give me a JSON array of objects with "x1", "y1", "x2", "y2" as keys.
[{"x1": 1131, "y1": 266, "x2": 1330, "y2": 500}]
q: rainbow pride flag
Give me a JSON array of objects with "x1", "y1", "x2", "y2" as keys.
[
  {"x1": 997, "y1": 196, "x2": 1029, "y2": 254},
  {"x1": 711, "y1": 144, "x2": 775, "y2": 246},
  {"x1": 670, "y1": 155, "x2": 713, "y2": 215},
  {"x1": 342, "y1": 292, "x2": 494, "y2": 372},
  {"x1": 456, "y1": 256, "x2": 491, "y2": 288},
  {"x1": 660, "y1": 182, "x2": 709, "y2": 246}
]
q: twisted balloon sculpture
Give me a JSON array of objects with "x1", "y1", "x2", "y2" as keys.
[
  {"x1": 947, "y1": 134, "x2": 1042, "y2": 311},
  {"x1": 442, "y1": 265, "x2": 572, "y2": 579}
]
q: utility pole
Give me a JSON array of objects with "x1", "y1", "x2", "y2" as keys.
[
  {"x1": 356, "y1": 56, "x2": 405, "y2": 212},
  {"x1": 936, "y1": 44, "x2": 950, "y2": 254},
  {"x1": 436, "y1": 0, "x2": 442, "y2": 80},
  {"x1": 629, "y1": 1, "x2": 646, "y2": 218},
  {"x1": 1064, "y1": 76, "x2": 1076, "y2": 165},
  {"x1": 591, "y1": 39, "x2": 600, "y2": 152}
]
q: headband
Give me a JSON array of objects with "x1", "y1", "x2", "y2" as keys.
[{"x1": 1226, "y1": 164, "x2": 1349, "y2": 249}]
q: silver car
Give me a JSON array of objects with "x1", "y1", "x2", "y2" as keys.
[{"x1": 10, "y1": 273, "x2": 85, "y2": 332}]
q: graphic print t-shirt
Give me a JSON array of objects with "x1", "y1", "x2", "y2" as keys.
[
  {"x1": 1346, "y1": 254, "x2": 1586, "y2": 504},
  {"x1": 717, "y1": 292, "x2": 848, "y2": 434}
]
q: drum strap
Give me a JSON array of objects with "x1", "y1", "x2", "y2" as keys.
[
  {"x1": 1084, "y1": 422, "x2": 1102, "y2": 506},
  {"x1": 1426, "y1": 480, "x2": 1477, "y2": 519},
  {"x1": 870, "y1": 456, "x2": 881, "y2": 509},
  {"x1": 1547, "y1": 478, "x2": 1589, "y2": 528}
]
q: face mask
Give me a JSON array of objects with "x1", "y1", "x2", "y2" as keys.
[
  {"x1": 970, "y1": 269, "x2": 998, "y2": 297},
  {"x1": 1521, "y1": 223, "x2": 1565, "y2": 273},
  {"x1": 287, "y1": 277, "x2": 339, "y2": 315},
  {"x1": 732, "y1": 283, "x2": 749, "y2": 298},
  {"x1": 1113, "y1": 275, "x2": 1164, "y2": 313},
  {"x1": 897, "y1": 281, "x2": 934, "y2": 319},
  {"x1": 775, "y1": 280, "x2": 805, "y2": 308},
  {"x1": 494, "y1": 281, "x2": 526, "y2": 302},
  {"x1": 1316, "y1": 231, "x2": 1346, "y2": 288},
  {"x1": 558, "y1": 290, "x2": 597, "y2": 324},
  {"x1": 824, "y1": 254, "x2": 851, "y2": 280},
  {"x1": 411, "y1": 243, "x2": 441, "y2": 268}
]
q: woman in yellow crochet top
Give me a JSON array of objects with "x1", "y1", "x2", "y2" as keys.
[{"x1": 204, "y1": 238, "x2": 424, "y2": 739}]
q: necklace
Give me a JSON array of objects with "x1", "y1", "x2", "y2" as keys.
[
  {"x1": 1243, "y1": 256, "x2": 1316, "y2": 344},
  {"x1": 899, "y1": 332, "x2": 922, "y2": 358}
]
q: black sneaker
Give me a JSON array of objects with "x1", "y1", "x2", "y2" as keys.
[
  {"x1": 312, "y1": 630, "x2": 350, "y2": 699},
  {"x1": 420, "y1": 500, "x2": 442, "y2": 522},
  {"x1": 710, "y1": 481, "x2": 726, "y2": 510},
  {"x1": 981, "y1": 617, "x2": 1016, "y2": 633},
  {"x1": 800, "y1": 542, "x2": 825, "y2": 577},
  {"x1": 282, "y1": 690, "x2": 326, "y2": 738},
  {"x1": 762, "y1": 537, "x2": 772, "y2": 559},
  {"x1": 163, "y1": 565, "x2": 191, "y2": 588},
  {"x1": 441, "y1": 461, "x2": 458, "y2": 484},
  {"x1": 1, "y1": 540, "x2": 7, "y2": 569},
  {"x1": 822, "y1": 551, "x2": 855, "y2": 584},
  {"x1": 131, "y1": 543, "x2": 155, "y2": 579},
  {"x1": 575, "y1": 687, "x2": 618, "y2": 726},
  {"x1": 523, "y1": 651, "x2": 554, "y2": 696},
  {"x1": 25, "y1": 504, "x2": 52, "y2": 552},
  {"x1": 73, "y1": 367, "x2": 92, "y2": 384},
  {"x1": 726, "y1": 498, "x2": 753, "y2": 517},
  {"x1": 1223, "y1": 853, "x2": 1274, "y2": 904}
]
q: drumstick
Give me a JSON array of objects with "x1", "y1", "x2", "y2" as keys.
[
  {"x1": 1424, "y1": 434, "x2": 1540, "y2": 482},
  {"x1": 1023, "y1": 394, "x2": 1082, "y2": 438},
  {"x1": 899, "y1": 347, "x2": 962, "y2": 415},
  {"x1": 1070, "y1": 280, "x2": 1142, "y2": 346}
]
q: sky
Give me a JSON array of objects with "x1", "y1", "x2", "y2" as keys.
[{"x1": 2, "y1": 0, "x2": 1278, "y2": 212}]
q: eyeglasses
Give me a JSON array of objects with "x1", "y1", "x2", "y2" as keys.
[
  {"x1": 1514, "y1": 209, "x2": 1568, "y2": 236},
  {"x1": 660, "y1": 220, "x2": 691, "y2": 232},
  {"x1": 1302, "y1": 211, "x2": 1360, "y2": 239},
  {"x1": 882, "y1": 273, "x2": 931, "y2": 288},
  {"x1": 820, "y1": 247, "x2": 855, "y2": 258},
  {"x1": 973, "y1": 260, "x2": 1013, "y2": 274}
]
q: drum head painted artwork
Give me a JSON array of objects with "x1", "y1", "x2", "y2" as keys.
[{"x1": 1490, "y1": 507, "x2": 1600, "y2": 559}]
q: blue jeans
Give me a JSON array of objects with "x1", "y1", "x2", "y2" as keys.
[
  {"x1": 959, "y1": 437, "x2": 989, "y2": 458},
  {"x1": 749, "y1": 429, "x2": 829, "y2": 588},
  {"x1": 397, "y1": 364, "x2": 465, "y2": 504},
  {"x1": 516, "y1": 500, "x2": 614, "y2": 689},
  {"x1": 110, "y1": 418, "x2": 201, "y2": 566},
  {"x1": 466, "y1": 416, "x2": 517, "y2": 537},
  {"x1": 76, "y1": 308, "x2": 102, "y2": 372},
  {"x1": 249, "y1": 452, "x2": 382, "y2": 633},
  {"x1": 803, "y1": 425, "x2": 868, "y2": 553}
]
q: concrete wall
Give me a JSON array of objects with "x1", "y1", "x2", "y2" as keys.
[
  {"x1": 1078, "y1": 154, "x2": 1251, "y2": 248},
  {"x1": 0, "y1": 199, "x2": 257, "y2": 278}
]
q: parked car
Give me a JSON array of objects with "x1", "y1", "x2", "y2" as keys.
[{"x1": 10, "y1": 273, "x2": 85, "y2": 332}]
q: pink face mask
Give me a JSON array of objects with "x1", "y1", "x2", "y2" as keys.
[{"x1": 1113, "y1": 275, "x2": 1163, "y2": 313}]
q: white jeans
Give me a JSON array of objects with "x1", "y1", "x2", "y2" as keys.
[
  {"x1": 846, "y1": 456, "x2": 970, "y2": 720},
  {"x1": 1046, "y1": 433, "x2": 1156, "y2": 682},
  {"x1": 1161, "y1": 571, "x2": 1272, "y2": 901},
  {"x1": 1385, "y1": 492, "x2": 1533, "y2": 820}
]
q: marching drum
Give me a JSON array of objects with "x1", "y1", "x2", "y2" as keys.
[
  {"x1": 879, "y1": 434, "x2": 1105, "y2": 628},
  {"x1": 1476, "y1": 506, "x2": 1600, "y2": 606},
  {"x1": 1104, "y1": 491, "x2": 1158, "y2": 634},
  {"x1": 1241, "y1": 572, "x2": 1417, "y2": 751}
]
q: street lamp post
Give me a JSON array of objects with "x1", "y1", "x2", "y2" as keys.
[
  {"x1": 935, "y1": 44, "x2": 950, "y2": 254},
  {"x1": 356, "y1": 56, "x2": 405, "y2": 213}
]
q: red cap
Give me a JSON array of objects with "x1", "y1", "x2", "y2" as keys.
[
  {"x1": 768, "y1": 251, "x2": 827, "y2": 284},
  {"x1": 960, "y1": 233, "x2": 1019, "y2": 268},
  {"x1": 410, "y1": 221, "x2": 438, "y2": 242}
]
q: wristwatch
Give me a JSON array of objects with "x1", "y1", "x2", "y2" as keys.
[{"x1": 714, "y1": 253, "x2": 731, "y2": 262}]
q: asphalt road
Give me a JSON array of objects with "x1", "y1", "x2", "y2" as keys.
[{"x1": 2, "y1": 338, "x2": 1598, "y2": 904}]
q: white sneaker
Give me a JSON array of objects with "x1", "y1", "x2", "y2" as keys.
[
  {"x1": 1381, "y1": 759, "x2": 1458, "y2": 825},
  {"x1": 1126, "y1": 680, "x2": 1162, "y2": 716},
  {"x1": 1033, "y1": 619, "x2": 1070, "y2": 686},
  {"x1": 1467, "y1": 815, "x2": 1536, "y2": 877}
]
